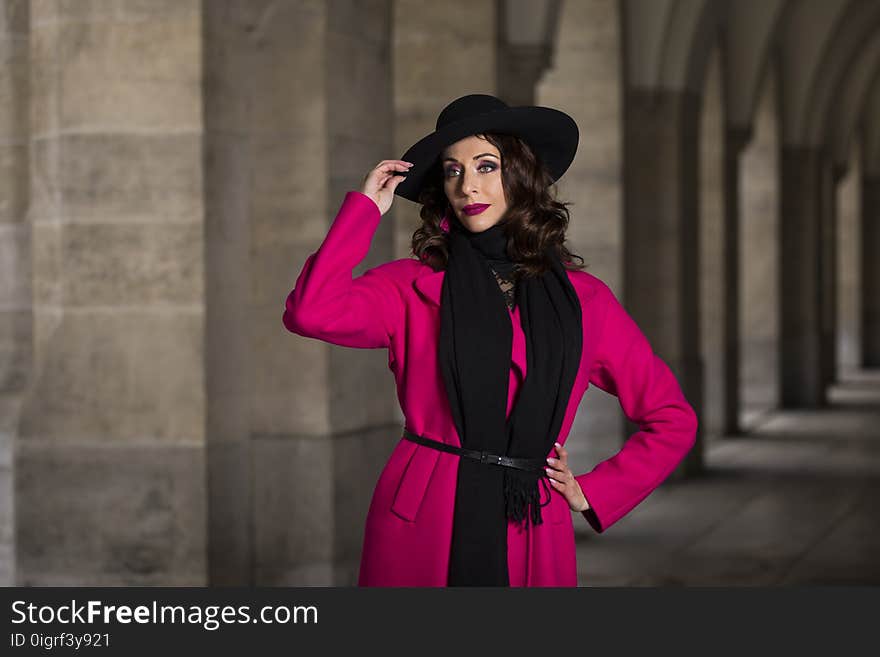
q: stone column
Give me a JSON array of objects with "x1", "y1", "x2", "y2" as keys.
[
  {"x1": 863, "y1": 173, "x2": 880, "y2": 366},
  {"x1": 18, "y1": 0, "x2": 205, "y2": 585},
  {"x1": 497, "y1": 42, "x2": 551, "y2": 107},
  {"x1": 820, "y1": 160, "x2": 839, "y2": 387},
  {"x1": 537, "y1": 0, "x2": 627, "y2": 476},
  {"x1": 205, "y1": 1, "x2": 397, "y2": 586},
  {"x1": 392, "y1": 0, "x2": 497, "y2": 258},
  {"x1": 836, "y1": 143, "x2": 861, "y2": 373},
  {"x1": 722, "y1": 126, "x2": 748, "y2": 435},
  {"x1": 305, "y1": 0, "x2": 397, "y2": 587},
  {"x1": 0, "y1": 0, "x2": 30, "y2": 586},
  {"x1": 779, "y1": 146, "x2": 825, "y2": 407},
  {"x1": 739, "y1": 66, "x2": 780, "y2": 425},
  {"x1": 699, "y1": 46, "x2": 725, "y2": 441},
  {"x1": 496, "y1": 0, "x2": 556, "y2": 107},
  {"x1": 623, "y1": 88, "x2": 703, "y2": 476}
]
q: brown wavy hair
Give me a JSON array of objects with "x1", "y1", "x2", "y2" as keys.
[{"x1": 410, "y1": 132, "x2": 587, "y2": 278}]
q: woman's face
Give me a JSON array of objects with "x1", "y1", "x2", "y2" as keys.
[{"x1": 442, "y1": 135, "x2": 508, "y2": 233}]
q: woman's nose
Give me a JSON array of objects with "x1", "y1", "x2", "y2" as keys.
[{"x1": 461, "y1": 169, "x2": 480, "y2": 194}]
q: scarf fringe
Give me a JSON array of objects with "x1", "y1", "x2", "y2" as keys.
[{"x1": 503, "y1": 468, "x2": 551, "y2": 528}]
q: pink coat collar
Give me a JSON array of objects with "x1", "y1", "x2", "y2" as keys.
[{"x1": 412, "y1": 269, "x2": 444, "y2": 306}]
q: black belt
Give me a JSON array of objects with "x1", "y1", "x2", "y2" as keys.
[{"x1": 402, "y1": 427, "x2": 548, "y2": 475}]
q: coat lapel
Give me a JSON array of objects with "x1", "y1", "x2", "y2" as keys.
[{"x1": 413, "y1": 270, "x2": 444, "y2": 306}]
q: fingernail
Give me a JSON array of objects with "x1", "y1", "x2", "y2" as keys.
[
  {"x1": 546, "y1": 458, "x2": 553, "y2": 464},
  {"x1": 554, "y1": 442, "x2": 561, "y2": 447}
]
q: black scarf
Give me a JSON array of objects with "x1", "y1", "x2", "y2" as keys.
[{"x1": 438, "y1": 210, "x2": 583, "y2": 586}]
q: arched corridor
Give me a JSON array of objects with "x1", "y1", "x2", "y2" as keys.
[
  {"x1": 577, "y1": 370, "x2": 880, "y2": 586},
  {"x1": 1, "y1": 0, "x2": 878, "y2": 586}
]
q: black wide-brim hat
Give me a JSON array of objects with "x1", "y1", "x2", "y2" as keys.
[{"x1": 394, "y1": 93, "x2": 579, "y2": 203}]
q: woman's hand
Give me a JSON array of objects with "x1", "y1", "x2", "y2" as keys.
[
  {"x1": 360, "y1": 160, "x2": 413, "y2": 216},
  {"x1": 545, "y1": 442, "x2": 591, "y2": 512}
]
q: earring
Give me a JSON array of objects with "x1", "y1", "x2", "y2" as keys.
[{"x1": 439, "y1": 208, "x2": 450, "y2": 234}]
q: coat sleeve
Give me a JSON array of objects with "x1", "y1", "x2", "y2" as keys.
[
  {"x1": 574, "y1": 281, "x2": 698, "y2": 533},
  {"x1": 282, "y1": 191, "x2": 404, "y2": 349}
]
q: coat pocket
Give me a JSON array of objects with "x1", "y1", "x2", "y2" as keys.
[
  {"x1": 547, "y1": 489, "x2": 568, "y2": 525},
  {"x1": 391, "y1": 442, "x2": 441, "y2": 522}
]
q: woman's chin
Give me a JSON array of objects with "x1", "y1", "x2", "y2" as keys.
[{"x1": 460, "y1": 213, "x2": 501, "y2": 232}]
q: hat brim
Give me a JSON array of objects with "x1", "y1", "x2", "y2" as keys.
[{"x1": 393, "y1": 106, "x2": 579, "y2": 203}]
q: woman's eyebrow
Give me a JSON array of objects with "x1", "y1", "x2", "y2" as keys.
[{"x1": 442, "y1": 153, "x2": 500, "y2": 162}]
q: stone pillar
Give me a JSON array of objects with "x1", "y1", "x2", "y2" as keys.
[
  {"x1": 820, "y1": 160, "x2": 839, "y2": 387},
  {"x1": 739, "y1": 66, "x2": 780, "y2": 425},
  {"x1": 863, "y1": 174, "x2": 880, "y2": 366},
  {"x1": 308, "y1": 0, "x2": 396, "y2": 586},
  {"x1": 496, "y1": 0, "x2": 556, "y2": 107},
  {"x1": 392, "y1": 0, "x2": 497, "y2": 258},
  {"x1": 623, "y1": 88, "x2": 703, "y2": 476},
  {"x1": 0, "y1": 0, "x2": 30, "y2": 586},
  {"x1": 859, "y1": 44, "x2": 880, "y2": 367},
  {"x1": 537, "y1": 0, "x2": 626, "y2": 475},
  {"x1": 779, "y1": 146, "x2": 825, "y2": 407},
  {"x1": 836, "y1": 143, "x2": 861, "y2": 373},
  {"x1": 699, "y1": 46, "x2": 725, "y2": 441},
  {"x1": 497, "y1": 43, "x2": 551, "y2": 107},
  {"x1": 18, "y1": 0, "x2": 205, "y2": 585},
  {"x1": 722, "y1": 126, "x2": 747, "y2": 435},
  {"x1": 205, "y1": 1, "x2": 397, "y2": 586}
]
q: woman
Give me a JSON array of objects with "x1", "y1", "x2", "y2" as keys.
[{"x1": 283, "y1": 94, "x2": 698, "y2": 587}]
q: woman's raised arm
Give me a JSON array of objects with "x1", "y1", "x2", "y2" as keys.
[
  {"x1": 574, "y1": 282, "x2": 699, "y2": 533},
  {"x1": 283, "y1": 161, "x2": 413, "y2": 349},
  {"x1": 281, "y1": 192, "x2": 398, "y2": 348}
]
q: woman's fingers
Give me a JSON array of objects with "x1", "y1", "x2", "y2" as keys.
[
  {"x1": 359, "y1": 160, "x2": 413, "y2": 214},
  {"x1": 367, "y1": 161, "x2": 412, "y2": 191},
  {"x1": 546, "y1": 440, "x2": 574, "y2": 492},
  {"x1": 376, "y1": 159, "x2": 414, "y2": 169},
  {"x1": 546, "y1": 461, "x2": 580, "y2": 510},
  {"x1": 381, "y1": 159, "x2": 413, "y2": 167},
  {"x1": 545, "y1": 464, "x2": 570, "y2": 480},
  {"x1": 545, "y1": 456, "x2": 570, "y2": 487},
  {"x1": 546, "y1": 442, "x2": 568, "y2": 469},
  {"x1": 546, "y1": 442, "x2": 590, "y2": 512},
  {"x1": 553, "y1": 441, "x2": 567, "y2": 463},
  {"x1": 379, "y1": 171, "x2": 404, "y2": 191},
  {"x1": 374, "y1": 160, "x2": 413, "y2": 179},
  {"x1": 547, "y1": 472, "x2": 565, "y2": 483}
]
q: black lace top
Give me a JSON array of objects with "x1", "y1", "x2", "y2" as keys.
[{"x1": 490, "y1": 267, "x2": 517, "y2": 311}]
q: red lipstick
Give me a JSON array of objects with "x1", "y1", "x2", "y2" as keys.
[{"x1": 463, "y1": 204, "x2": 490, "y2": 216}]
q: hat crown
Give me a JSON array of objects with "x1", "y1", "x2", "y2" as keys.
[{"x1": 436, "y1": 94, "x2": 509, "y2": 131}]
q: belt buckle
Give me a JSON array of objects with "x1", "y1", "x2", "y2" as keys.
[{"x1": 479, "y1": 450, "x2": 503, "y2": 466}]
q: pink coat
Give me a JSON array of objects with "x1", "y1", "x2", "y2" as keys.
[{"x1": 283, "y1": 190, "x2": 698, "y2": 586}]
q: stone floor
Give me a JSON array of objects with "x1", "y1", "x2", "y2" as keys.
[
  {"x1": 1, "y1": 370, "x2": 877, "y2": 587},
  {"x1": 575, "y1": 368, "x2": 880, "y2": 586}
]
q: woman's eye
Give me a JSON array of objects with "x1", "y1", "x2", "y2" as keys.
[{"x1": 445, "y1": 163, "x2": 496, "y2": 177}]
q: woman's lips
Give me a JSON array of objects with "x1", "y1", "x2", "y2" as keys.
[{"x1": 463, "y1": 204, "x2": 490, "y2": 216}]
